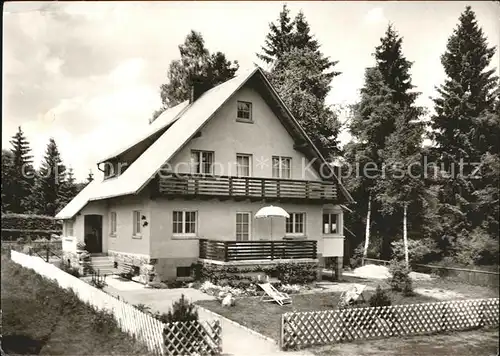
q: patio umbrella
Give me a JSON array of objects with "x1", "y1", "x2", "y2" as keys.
[{"x1": 255, "y1": 205, "x2": 290, "y2": 240}]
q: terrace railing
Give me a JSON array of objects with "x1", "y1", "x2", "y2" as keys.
[
  {"x1": 158, "y1": 173, "x2": 337, "y2": 202},
  {"x1": 199, "y1": 239, "x2": 317, "y2": 262}
]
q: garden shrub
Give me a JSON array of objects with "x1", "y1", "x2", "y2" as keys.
[
  {"x1": 388, "y1": 259, "x2": 413, "y2": 295},
  {"x1": 199, "y1": 262, "x2": 317, "y2": 286},
  {"x1": 161, "y1": 294, "x2": 198, "y2": 323},
  {"x1": 453, "y1": 228, "x2": 499, "y2": 266},
  {"x1": 59, "y1": 261, "x2": 81, "y2": 278},
  {"x1": 349, "y1": 243, "x2": 364, "y2": 269},
  {"x1": 159, "y1": 295, "x2": 203, "y2": 355},
  {"x1": 391, "y1": 238, "x2": 438, "y2": 264},
  {"x1": 369, "y1": 286, "x2": 392, "y2": 307}
]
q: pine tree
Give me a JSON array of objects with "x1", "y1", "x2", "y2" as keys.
[
  {"x1": 9, "y1": 126, "x2": 35, "y2": 213},
  {"x1": 156, "y1": 30, "x2": 239, "y2": 116},
  {"x1": 36, "y1": 138, "x2": 67, "y2": 216},
  {"x1": 430, "y1": 6, "x2": 499, "y2": 259},
  {"x1": 257, "y1": 4, "x2": 294, "y2": 64}
]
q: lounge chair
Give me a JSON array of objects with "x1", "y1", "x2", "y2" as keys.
[
  {"x1": 338, "y1": 283, "x2": 367, "y2": 308},
  {"x1": 257, "y1": 282, "x2": 292, "y2": 306}
]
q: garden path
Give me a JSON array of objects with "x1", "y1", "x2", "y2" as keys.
[{"x1": 104, "y1": 278, "x2": 313, "y2": 356}]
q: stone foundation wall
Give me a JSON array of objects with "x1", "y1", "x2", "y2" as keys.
[
  {"x1": 62, "y1": 251, "x2": 92, "y2": 275},
  {"x1": 108, "y1": 250, "x2": 156, "y2": 284}
]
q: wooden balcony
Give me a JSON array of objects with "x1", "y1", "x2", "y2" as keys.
[
  {"x1": 199, "y1": 239, "x2": 317, "y2": 262},
  {"x1": 158, "y1": 173, "x2": 337, "y2": 202}
]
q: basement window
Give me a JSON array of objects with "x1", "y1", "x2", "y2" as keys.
[{"x1": 177, "y1": 266, "x2": 192, "y2": 278}]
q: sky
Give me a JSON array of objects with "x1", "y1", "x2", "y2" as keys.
[{"x1": 3, "y1": 1, "x2": 500, "y2": 182}]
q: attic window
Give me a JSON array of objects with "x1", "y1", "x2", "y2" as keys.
[{"x1": 237, "y1": 101, "x2": 252, "y2": 122}]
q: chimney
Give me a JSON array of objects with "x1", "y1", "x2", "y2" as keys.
[{"x1": 189, "y1": 80, "x2": 209, "y2": 104}]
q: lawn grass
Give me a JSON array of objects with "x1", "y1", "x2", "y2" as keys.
[
  {"x1": 196, "y1": 289, "x2": 436, "y2": 341},
  {"x1": 310, "y1": 328, "x2": 499, "y2": 356},
  {"x1": 1, "y1": 255, "x2": 151, "y2": 355}
]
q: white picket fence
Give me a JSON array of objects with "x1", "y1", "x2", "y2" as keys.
[{"x1": 10, "y1": 251, "x2": 165, "y2": 354}]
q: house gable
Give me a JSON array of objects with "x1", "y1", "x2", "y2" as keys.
[{"x1": 168, "y1": 82, "x2": 322, "y2": 181}]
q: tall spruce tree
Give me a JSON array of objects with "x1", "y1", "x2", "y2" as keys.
[
  {"x1": 59, "y1": 167, "x2": 78, "y2": 207},
  {"x1": 154, "y1": 30, "x2": 239, "y2": 121},
  {"x1": 346, "y1": 25, "x2": 426, "y2": 260},
  {"x1": 430, "y1": 6, "x2": 499, "y2": 261},
  {"x1": 1, "y1": 149, "x2": 15, "y2": 213},
  {"x1": 36, "y1": 138, "x2": 67, "y2": 216},
  {"x1": 9, "y1": 126, "x2": 35, "y2": 213},
  {"x1": 257, "y1": 4, "x2": 294, "y2": 65},
  {"x1": 260, "y1": 8, "x2": 342, "y2": 157},
  {"x1": 374, "y1": 25, "x2": 418, "y2": 106},
  {"x1": 345, "y1": 68, "x2": 399, "y2": 259}
]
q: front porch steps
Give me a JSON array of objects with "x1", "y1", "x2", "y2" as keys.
[{"x1": 90, "y1": 255, "x2": 116, "y2": 275}]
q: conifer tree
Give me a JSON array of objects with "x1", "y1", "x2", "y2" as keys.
[
  {"x1": 260, "y1": 8, "x2": 342, "y2": 157},
  {"x1": 9, "y1": 126, "x2": 35, "y2": 213},
  {"x1": 257, "y1": 4, "x2": 295, "y2": 64},
  {"x1": 1, "y1": 149, "x2": 15, "y2": 213},
  {"x1": 59, "y1": 167, "x2": 78, "y2": 206},
  {"x1": 430, "y1": 6, "x2": 499, "y2": 259},
  {"x1": 36, "y1": 138, "x2": 67, "y2": 216}
]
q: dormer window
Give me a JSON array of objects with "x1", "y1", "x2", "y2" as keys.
[
  {"x1": 103, "y1": 162, "x2": 116, "y2": 179},
  {"x1": 237, "y1": 101, "x2": 252, "y2": 122}
]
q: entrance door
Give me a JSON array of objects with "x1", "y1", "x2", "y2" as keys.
[{"x1": 84, "y1": 215, "x2": 103, "y2": 253}]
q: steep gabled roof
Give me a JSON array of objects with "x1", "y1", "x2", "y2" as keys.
[
  {"x1": 97, "y1": 100, "x2": 190, "y2": 164},
  {"x1": 56, "y1": 67, "x2": 353, "y2": 219}
]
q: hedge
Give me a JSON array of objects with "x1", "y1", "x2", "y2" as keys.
[
  {"x1": 1, "y1": 213, "x2": 63, "y2": 231},
  {"x1": 1, "y1": 229, "x2": 61, "y2": 241},
  {"x1": 198, "y1": 261, "x2": 318, "y2": 286}
]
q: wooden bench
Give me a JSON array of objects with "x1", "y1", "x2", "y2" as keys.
[{"x1": 117, "y1": 262, "x2": 137, "y2": 277}]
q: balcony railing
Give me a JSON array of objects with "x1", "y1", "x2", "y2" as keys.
[
  {"x1": 199, "y1": 239, "x2": 317, "y2": 262},
  {"x1": 158, "y1": 173, "x2": 337, "y2": 201}
]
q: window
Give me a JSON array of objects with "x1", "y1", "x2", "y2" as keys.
[
  {"x1": 286, "y1": 213, "x2": 305, "y2": 235},
  {"x1": 110, "y1": 212, "x2": 117, "y2": 236},
  {"x1": 177, "y1": 266, "x2": 192, "y2": 278},
  {"x1": 173, "y1": 211, "x2": 198, "y2": 235},
  {"x1": 191, "y1": 150, "x2": 214, "y2": 174},
  {"x1": 133, "y1": 210, "x2": 141, "y2": 237},
  {"x1": 237, "y1": 101, "x2": 252, "y2": 122},
  {"x1": 236, "y1": 154, "x2": 252, "y2": 177},
  {"x1": 65, "y1": 220, "x2": 74, "y2": 237},
  {"x1": 323, "y1": 213, "x2": 338, "y2": 234},
  {"x1": 272, "y1": 156, "x2": 292, "y2": 178},
  {"x1": 236, "y1": 212, "x2": 251, "y2": 241}
]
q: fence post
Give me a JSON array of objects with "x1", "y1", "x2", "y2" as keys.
[
  {"x1": 46, "y1": 247, "x2": 49, "y2": 262},
  {"x1": 271, "y1": 241, "x2": 274, "y2": 261},
  {"x1": 224, "y1": 243, "x2": 229, "y2": 262}
]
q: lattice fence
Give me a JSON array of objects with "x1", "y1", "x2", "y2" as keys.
[
  {"x1": 163, "y1": 320, "x2": 221, "y2": 356},
  {"x1": 281, "y1": 298, "x2": 499, "y2": 350},
  {"x1": 10, "y1": 250, "x2": 222, "y2": 355}
]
